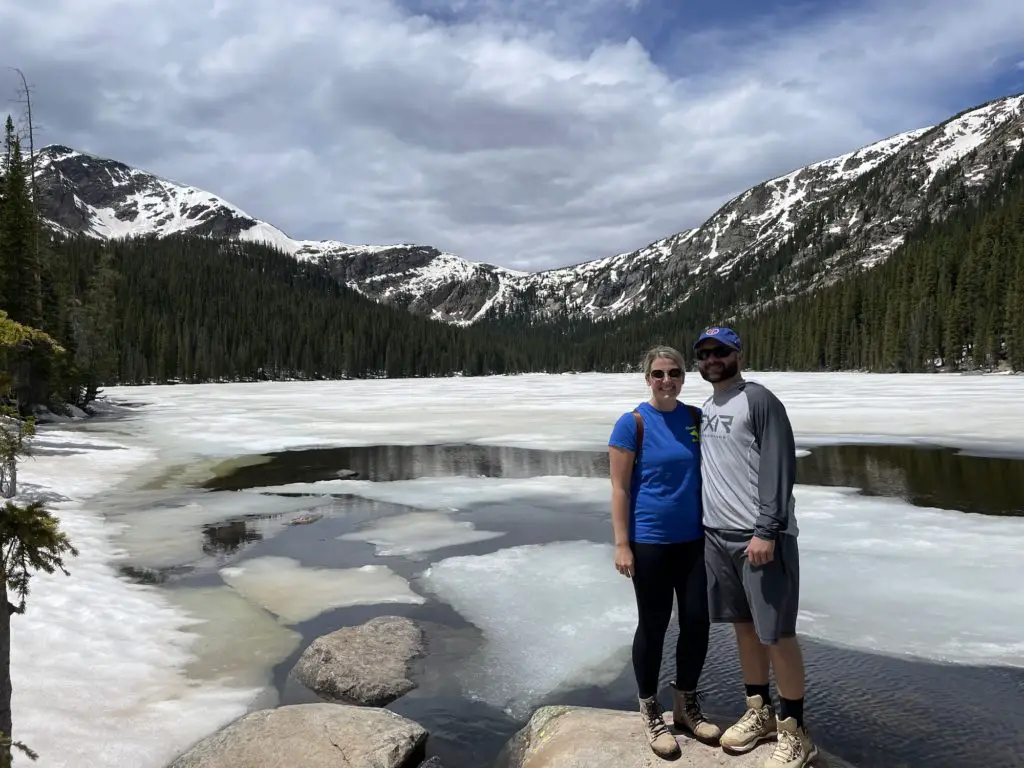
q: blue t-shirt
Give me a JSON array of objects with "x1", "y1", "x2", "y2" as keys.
[{"x1": 608, "y1": 401, "x2": 703, "y2": 544}]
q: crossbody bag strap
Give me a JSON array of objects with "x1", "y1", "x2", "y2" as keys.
[{"x1": 631, "y1": 408, "x2": 644, "y2": 468}]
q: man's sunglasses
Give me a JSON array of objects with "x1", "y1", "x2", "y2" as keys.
[
  {"x1": 696, "y1": 346, "x2": 735, "y2": 361},
  {"x1": 650, "y1": 368, "x2": 682, "y2": 379}
]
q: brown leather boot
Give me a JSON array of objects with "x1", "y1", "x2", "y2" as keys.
[
  {"x1": 671, "y1": 683, "x2": 722, "y2": 744},
  {"x1": 639, "y1": 695, "x2": 681, "y2": 759}
]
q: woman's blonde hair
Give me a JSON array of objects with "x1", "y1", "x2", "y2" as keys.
[{"x1": 640, "y1": 345, "x2": 686, "y2": 376}]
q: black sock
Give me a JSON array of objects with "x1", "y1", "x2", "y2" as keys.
[
  {"x1": 744, "y1": 683, "x2": 771, "y2": 704},
  {"x1": 780, "y1": 697, "x2": 804, "y2": 727}
]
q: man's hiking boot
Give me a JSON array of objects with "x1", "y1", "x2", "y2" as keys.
[
  {"x1": 639, "y1": 695, "x2": 681, "y2": 759},
  {"x1": 720, "y1": 694, "x2": 777, "y2": 753},
  {"x1": 763, "y1": 716, "x2": 819, "y2": 768},
  {"x1": 670, "y1": 684, "x2": 721, "y2": 744}
]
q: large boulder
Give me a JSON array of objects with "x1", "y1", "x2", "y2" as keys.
[
  {"x1": 167, "y1": 703, "x2": 427, "y2": 768},
  {"x1": 495, "y1": 705, "x2": 851, "y2": 768},
  {"x1": 291, "y1": 615, "x2": 426, "y2": 706}
]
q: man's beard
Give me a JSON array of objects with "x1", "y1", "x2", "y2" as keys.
[{"x1": 699, "y1": 358, "x2": 739, "y2": 382}]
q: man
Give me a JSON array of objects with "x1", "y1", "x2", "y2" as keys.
[{"x1": 693, "y1": 326, "x2": 817, "y2": 768}]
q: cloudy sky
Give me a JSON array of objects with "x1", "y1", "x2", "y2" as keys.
[{"x1": 2, "y1": 0, "x2": 1023, "y2": 270}]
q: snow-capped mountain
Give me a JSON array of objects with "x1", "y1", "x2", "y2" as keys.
[{"x1": 33, "y1": 92, "x2": 1024, "y2": 325}]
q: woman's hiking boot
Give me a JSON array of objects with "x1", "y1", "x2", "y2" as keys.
[
  {"x1": 639, "y1": 695, "x2": 681, "y2": 759},
  {"x1": 670, "y1": 684, "x2": 722, "y2": 744}
]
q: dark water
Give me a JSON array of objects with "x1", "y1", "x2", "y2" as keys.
[
  {"x1": 796, "y1": 442, "x2": 1024, "y2": 516},
  {"x1": 201, "y1": 442, "x2": 609, "y2": 490},
  {"x1": 202, "y1": 440, "x2": 1024, "y2": 517},
  {"x1": 175, "y1": 442, "x2": 1024, "y2": 768}
]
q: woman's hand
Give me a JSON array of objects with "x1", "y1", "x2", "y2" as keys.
[{"x1": 614, "y1": 542, "x2": 634, "y2": 578}]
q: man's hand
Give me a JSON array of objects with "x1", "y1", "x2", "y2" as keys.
[
  {"x1": 614, "y1": 543, "x2": 634, "y2": 578},
  {"x1": 746, "y1": 535, "x2": 775, "y2": 566}
]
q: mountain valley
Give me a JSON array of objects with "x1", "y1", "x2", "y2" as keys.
[{"x1": 34, "y1": 94, "x2": 1024, "y2": 327}]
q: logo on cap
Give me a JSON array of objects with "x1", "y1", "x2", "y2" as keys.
[{"x1": 694, "y1": 325, "x2": 742, "y2": 351}]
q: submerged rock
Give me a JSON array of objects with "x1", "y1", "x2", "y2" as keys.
[
  {"x1": 495, "y1": 705, "x2": 851, "y2": 768},
  {"x1": 291, "y1": 615, "x2": 426, "y2": 706},
  {"x1": 166, "y1": 703, "x2": 427, "y2": 768},
  {"x1": 284, "y1": 511, "x2": 323, "y2": 525}
]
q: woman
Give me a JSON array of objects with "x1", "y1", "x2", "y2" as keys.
[{"x1": 607, "y1": 345, "x2": 720, "y2": 758}]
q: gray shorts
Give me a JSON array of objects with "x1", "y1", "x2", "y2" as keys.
[{"x1": 704, "y1": 528, "x2": 800, "y2": 645}]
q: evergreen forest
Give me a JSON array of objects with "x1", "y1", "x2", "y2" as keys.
[
  {"x1": 550, "y1": 140, "x2": 1024, "y2": 374},
  {"x1": 2, "y1": 111, "x2": 1024, "y2": 417}
]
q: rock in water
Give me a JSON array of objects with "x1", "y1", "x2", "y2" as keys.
[
  {"x1": 167, "y1": 703, "x2": 427, "y2": 767},
  {"x1": 495, "y1": 705, "x2": 850, "y2": 768},
  {"x1": 285, "y1": 512, "x2": 323, "y2": 526},
  {"x1": 291, "y1": 615, "x2": 425, "y2": 706}
]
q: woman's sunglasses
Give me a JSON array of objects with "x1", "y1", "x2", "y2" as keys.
[{"x1": 650, "y1": 368, "x2": 682, "y2": 379}]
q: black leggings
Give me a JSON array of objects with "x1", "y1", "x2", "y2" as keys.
[{"x1": 630, "y1": 538, "x2": 710, "y2": 698}]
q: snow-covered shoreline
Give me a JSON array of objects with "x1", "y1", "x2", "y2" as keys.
[{"x1": 11, "y1": 422, "x2": 265, "y2": 768}]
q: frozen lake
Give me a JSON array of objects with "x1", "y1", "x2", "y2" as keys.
[{"x1": 12, "y1": 371, "x2": 1024, "y2": 768}]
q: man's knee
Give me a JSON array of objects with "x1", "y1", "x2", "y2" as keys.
[
  {"x1": 755, "y1": 629, "x2": 795, "y2": 647},
  {"x1": 732, "y1": 620, "x2": 760, "y2": 641},
  {"x1": 767, "y1": 635, "x2": 805, "y2": 670}
]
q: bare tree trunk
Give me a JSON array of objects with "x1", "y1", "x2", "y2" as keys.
[
  {"x1": 0, "y1": 415, "x2": 17, "y2": 499},
  {"x1": 0, "y1": 458, "x2": 13, "y2": 500},
  {"x1": 0, "y1": 583, "x2": 11, "y2": 768},
  {"x1": 9, "y1": 67, "x2": 42, "y2": 323}
]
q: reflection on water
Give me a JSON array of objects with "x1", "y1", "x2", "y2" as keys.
[
  {"x1": 201, "y1": 443, "x2": 609, "y2": 491},
  {"x1": 117, "y1": 563, "x2": 195, "y2": 585},
  {"x1": 203, "y1": 441, "x2": 1024, "y2": 518},
  {"x1": 202, "y1": 519, "x2": 263, "y2": 556},
  {"x1": 797, "y1": 443, "x2": 1024, "y2": 517}
]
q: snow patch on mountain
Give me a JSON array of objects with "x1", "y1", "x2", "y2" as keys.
[
  {"x1": 30, "y1": 92, "x2": 1024, "y2": 325},
  {"x1": 923, "y1": 94, "x2": 1024, "y2": 186}
]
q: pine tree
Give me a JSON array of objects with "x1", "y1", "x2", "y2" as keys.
[{"x1": 0, "y1": 118, "x2": 40, "y2": 329}]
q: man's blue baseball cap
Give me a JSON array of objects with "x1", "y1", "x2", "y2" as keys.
[{"x1": 693, "y1": 325, "x2": 742, "y2": 351}]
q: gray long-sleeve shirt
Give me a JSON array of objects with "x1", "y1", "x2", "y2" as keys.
[{"x1": 699, "y1": 378, "x2": 799, "y2": 538}]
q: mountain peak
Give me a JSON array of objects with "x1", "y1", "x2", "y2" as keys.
[{"x1": 28, "y1": 91, "x2": 1024, "y2": 325}]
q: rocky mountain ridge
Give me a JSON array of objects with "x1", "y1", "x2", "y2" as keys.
[{"x1": 31, "y1": 92, "x2": 1024, "y2": 325}]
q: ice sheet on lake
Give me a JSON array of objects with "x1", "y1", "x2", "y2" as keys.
[
  {"x1": 13, "y1": 430, "x2": 265, "y2": 768},
  {"x1": 162, "y1": 585, "x2": 302, "y2": 691},
  {"x1": 420, "y1": 540, "x2": 638, "y2": 718},
  {"x1": 796, "y1": 484, "x2": 1024, "y2": 667},
  {"x1": 219, "y1": 555, "x2": 426, "y2": 623},
  {"x1": 339, "y1": 511, "x2": 504, "y2": 558},
  {"x1": 101, "y1": 371, "x2": 1024, "y2": 457}
]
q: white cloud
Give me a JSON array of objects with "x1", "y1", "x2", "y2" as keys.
[{"x1": 2, "y1": 0, "x2": 1023, "y2": 270}]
